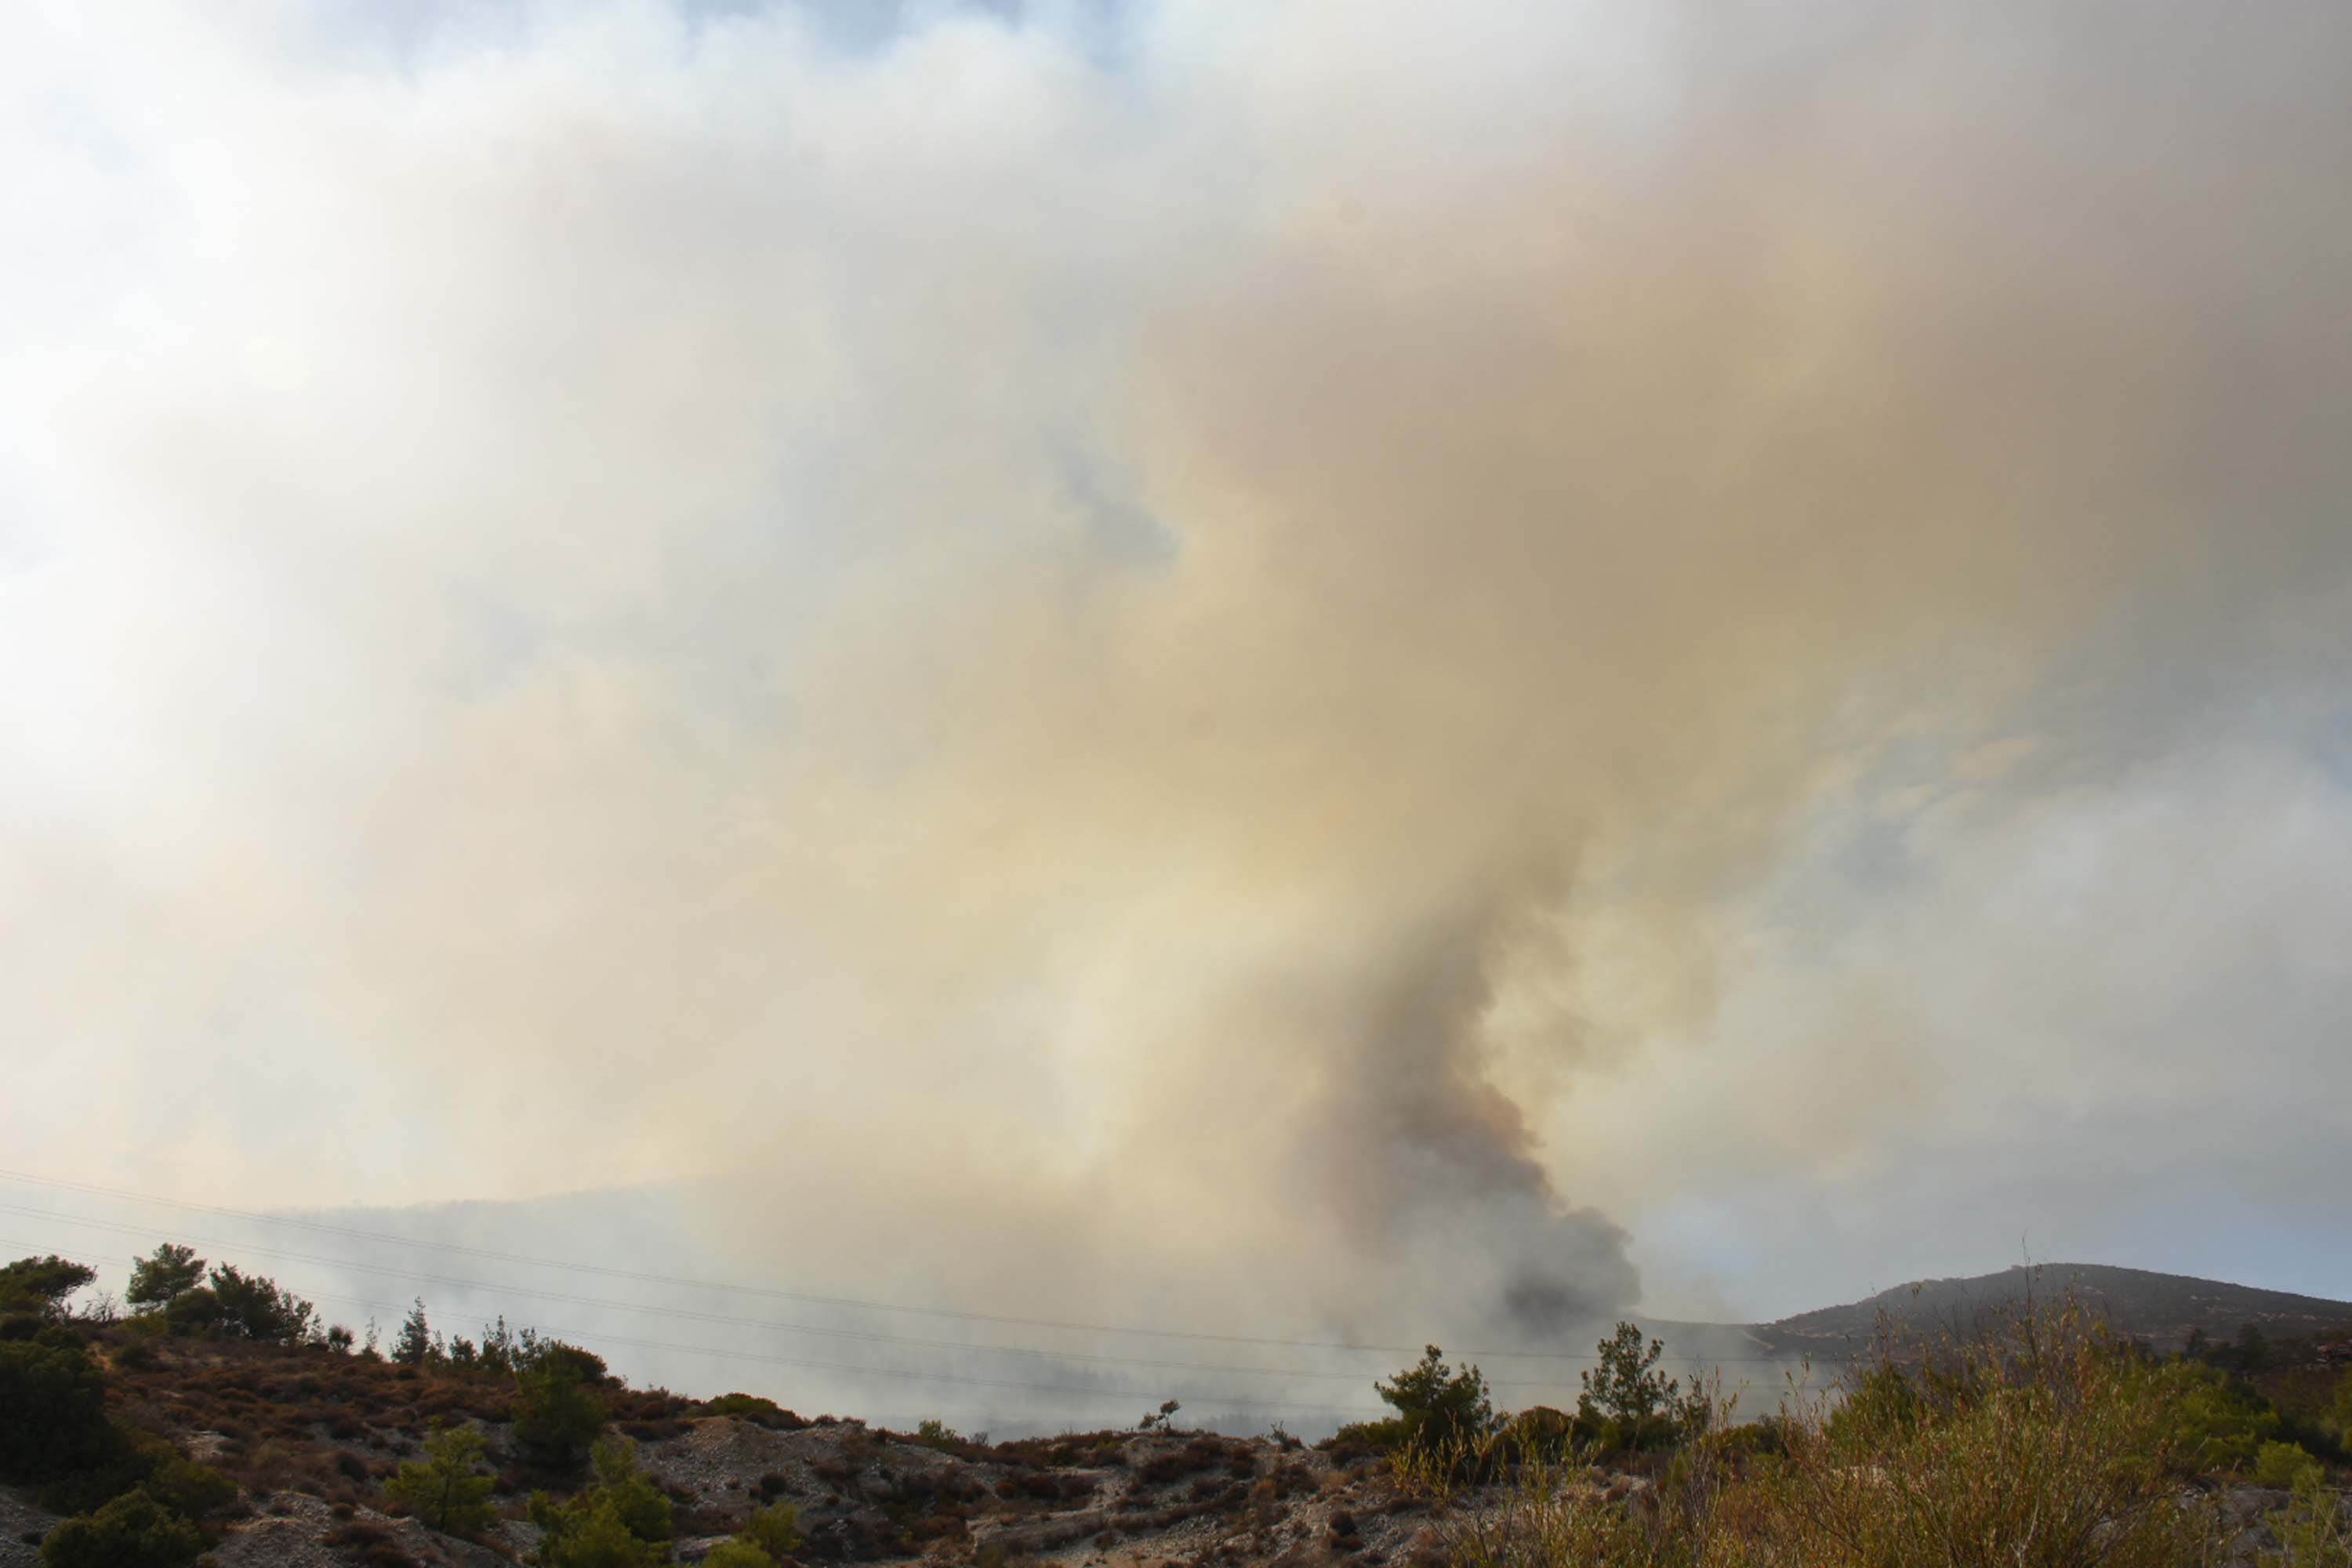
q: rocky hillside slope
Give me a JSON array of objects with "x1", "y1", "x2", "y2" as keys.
[{"x1": 0, "y1": 1331, "x2": 1480, "y2": 1568}]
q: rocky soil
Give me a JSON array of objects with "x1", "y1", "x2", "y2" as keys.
[
  {"x1": 0, "y1": 1486, "x2": 59, "y2": 1568},
  {"x1": 6, "y1": 1408, "x2": 2341, "y2": 1567},
  {"x1": 5, "y1": 1417, "x2": 1467, "y2": 1568}
]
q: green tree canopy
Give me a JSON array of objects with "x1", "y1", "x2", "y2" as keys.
[
  {"x1": 0, "y1": 1255, "x2": 97, "y2": 1319},
  {"x1": 514, "y1": 1343, "x2": 611, "y2": 1472},
  {"x1": 204, "y1": 1265, "x2": 317, "y2": 1345},
  {"x1": 1374, "y1": 1345, "x2": 1497, "y2": 1451},
  {"x1": 393, "y1": 1298, "x2": 435, "y2": 1367},
  {"x1": 125, "y1": 1245, "x2": 205, "y2": 1312},
  {"x1": 1578, "y1": 1322, "x2": 1679, "y2": 1427},
  {"x1": 386, "y1": 1425, "x2": 498, "y2": 1533}
]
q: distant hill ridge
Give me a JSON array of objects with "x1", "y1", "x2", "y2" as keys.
[{"x1": 1751, "y1": 1262, "x2": 2352, "y2": 1354}]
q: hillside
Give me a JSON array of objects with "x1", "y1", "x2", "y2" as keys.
[
  {"x1": 1752, "y1": 1264, "x2": 2352, "y2": 1356},
  {"x1": 5, "y1": 1250, "x2": 2350, "y2": 1567},
  {"x1": 0, "y1": 1329, "x2": 1457, "y2": 1568}
]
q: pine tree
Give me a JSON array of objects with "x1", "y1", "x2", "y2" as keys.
[
  {"x1": 1576, "y1": 1321, "x2": 1702, "y2": 1449},
  {"x1": 385, "y1": 1425, "x2": 497, "y2": 1532},
  {"x1": 0, "y1": 1254, "x2": 96, "y2": 1318},
  {"x1": 393, "y1": 1298, "x2": 434, "y2": 1366},
  {"x1": 1374, "y1": 1345, "x2": 1496, "y2": 1450},
  {"x1": 125, "y1": 1244, "x2": 205, "y2": 1312}
]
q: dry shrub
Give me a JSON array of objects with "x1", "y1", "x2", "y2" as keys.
[{"x1": 1440, "y1": 1301, "x2": 2234, "y2": 1568}]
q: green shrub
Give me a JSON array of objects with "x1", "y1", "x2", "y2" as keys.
[
  {"x1": 1, "y1": 1334, "x2": 234, "y2": 1519},
  {"x1": 1501, "y1": 1405, "x2": 1574, "y2": 1446},
  {"x1": 39, "y1": 1490, "x2": 205, "y2": 1568},
  {"x1": 1322, "y1": 1415, "x2": 1412, "y2": 1454},
  {"x1": 586, "y1": 1439, "x2": 671, "y2": 1545},
  {"x1": 2267, "y1": 1471, "x2": 2352, "y2": 1568},
  {"x1": 702, "y1": 1392, "x2": 792, "y2": 1427},
  {"x1": 160, "y1": 1289, "x2": 220, "y2": 1337},
  {"x1": 1826, "y1": 1362, "x2": 1923, "y2": 1449},
  {"x1": 2257, "y1": 1439, "x2": 2327, "y2": 1490},
  {"x1": 2141, "y1": 1357, "x2": 2280, "y2": 1472},
  {"x1": 528, "y1": 1497, "x2": 665, "y2": 1568},
  {"x1": 1697, "y1": 1417, "x2": 1788, "y2": 1464},
  {"x1": 384, "y1": 1425, "x2": 498, "y2": 1532},
  {"x1": 700, "y1": 1542, "x2": 775, "y2": 1568},
  {"x1": 143, "y1": 1455, "x2": 237, "y2": 1522},
  {"x1": 527, "y1": 1438, "x2": 672, "y2": 1566},
  {"x1": 515, "y1": 1345, "x2": 610, "y2": 1472},
  {"x1": 29, "y1": 1425, "x2": 169, "y2": 1519},
  {"x1": 742, "y1": 1500, "x2": 802, "y2": 1556},
  {"x1": 0, "y1": 1336, "x2": 118, "y2": 1481}
]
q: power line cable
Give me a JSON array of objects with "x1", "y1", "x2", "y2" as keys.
[
  {"x1": 12, "y1": 1203, "x2": 1791, "y2": 1397},
  {"x1": 0, "y1": 1200, "x2": 1462, "y2": 1382},
  {"x1": 15, "y1": 1232, "x2": 1830, "y2": 1418},
  {"x1": 0, "y1": 1167, "x2": 1716, "y2": 1362},
  {"x1": 0, "y1": 1235, "x2": 1398, "y2": 1419}
]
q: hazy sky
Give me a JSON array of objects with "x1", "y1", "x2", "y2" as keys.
[{"x1": 4, "y1": 0, "x2": 2350, "y2": 1411}]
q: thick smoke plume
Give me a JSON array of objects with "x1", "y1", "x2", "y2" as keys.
[{"x1": 4, "y1": 0, "x2": 2351, "y2": 1377}]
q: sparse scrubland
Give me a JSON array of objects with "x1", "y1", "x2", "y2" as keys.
[
  {"x1": 1403, "y1": 1303, "x2": 2352, "y2": 1568},
  {"x1": 3, "y1": 1247, "x2": 2348, "y2": 1568}
]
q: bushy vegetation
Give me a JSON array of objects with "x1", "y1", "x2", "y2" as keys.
[
  {"x1": 1329, "y1": 1324, "x2": 1709, "y2": 1465},
  {"x1": 38, "y1": 1488, "x2": 208, "y2": 1568},
  {"x1": 1417, "y1": 1301, "x2": 2347, "y2": 1568},
  {"x1": 0, "y1": 1243, "x2": 677, "y2": 1562},
  {"x1": 8, "y1": 1241, "x2": 2342, "y2": 1568},
  {"x1": 125, "y1": 1243, "x2": 205, "y2": 1311},
  {"x1": 0, "y1": 1329, "x2": 118, "y2": 1482},
  {"x1": 383, "y1": 1423, "x2": 498, "y2": 1530},
  {"x1": 0, "y1": 1254, "x2": 97, "y2": 1319},
  {"x1": 528, "y1": 1436, "x2": 677, "y2": 1565},
  {"x1": 2139, "y1": 1356, "x2": 2284, "y2": 1471},
  {"x1": 2269, "y1": 1472, "x2": 2352, "y2": 1568},
  {"x1": 703, "y1": 1391, "x2": 804, "y2": 1428},
  {"x1": 1380, "y1": 1345, "x2": 1500, "y2": 1450},
  {"x1": 1, "y1": 1257, "x2": 280, "y2": 1553},
  {"x1": 1574, "y1": 1321, "x2": 1709, "y2": 1453},
  {"x1": 1327, "y1": 1345, "x2": 1500, "y2": 1456},
  {"x1": 516, "y1": 1342, "x2": 615, "y2": 1472},
  {"x1": 176, "y1": 1261, "x2": 322, "y2": 1344}
]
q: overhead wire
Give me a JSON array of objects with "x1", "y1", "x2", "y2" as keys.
[
  {"x1": 0, "y1": 1170, "x2": 1830, "y2": 1414},
  {"x1": 0, "y1": 1200, "x2": 1466, "y2": 1383},
  {"x1": 1, "y1": 1167, "x2": 1789, "y2": 1363},
  {"x1": 0, "y1": 1234, "x2": 1396, "y2": 1418}
]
